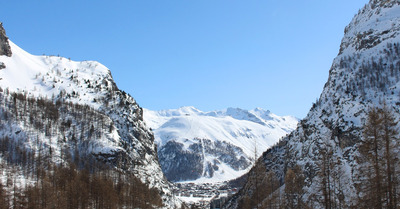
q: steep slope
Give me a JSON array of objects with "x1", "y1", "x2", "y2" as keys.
[
  {"x1": 143, "y1": 107, "x2": 298, "y2": 182},
  {"x1": 223, "y1": 0, "x2": 400, "y2": 208},
  {"x1": 0, "y1": 24, "x2": 180, "y2": 208}
]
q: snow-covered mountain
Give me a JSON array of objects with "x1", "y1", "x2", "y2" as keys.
[
  {"x1": 223, "y1": 0, "x2": 400, "y2": 208},
  {"x1": 143, "y1": 106, "x2": 298, "y2": 183},
  {"x1": 0, "y1": 23, "x2": 181, "y2": 208}
]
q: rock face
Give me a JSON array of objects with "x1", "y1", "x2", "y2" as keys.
[
  {"x1": 223, "y1": 0, "x2": 400, "y2": 208},
  {"x1": 0, "y1": 23, "x2": 12, "y2": 57},
  {"x1": 159, "y1": 138, "x2": 250, "y2": 182}
]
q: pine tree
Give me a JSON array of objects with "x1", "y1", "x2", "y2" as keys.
[
  {"x1": 0, "y1": 183, "x2": 9, "y2": 209},
  {"x1": 319, "y1": 144, "x2": 333, "y2": 209},
  {"x1": 380, "y1": 105, "x2": 399, "y2": 209},
  {"x1": 359, "y1": 106, "x2": 400, "y2": 208},
  {"x1": 361, "y1": 107, "x2": 383, "y2": 208}
]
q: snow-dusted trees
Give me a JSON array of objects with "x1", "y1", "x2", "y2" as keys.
[
  {"x1": 0, "y1": 183, "x2": 9, "y2": 209},
  {"x1": 358, "y1": 106, "x2": 399, "y2": 209},
  {"x1": 14, "y1": 159, "x2": 162, "y2": 209},
  {"x1": 0, "y1": 90, "x2": 164, "y2": 208},
  {"x1": 380, "y1": 106, "x2": 399, "y2": 209},
  {"x1": 335, "y1": 43, "x2": 400, "y2": 101}
]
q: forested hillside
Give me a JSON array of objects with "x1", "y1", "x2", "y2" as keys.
[{"x1": 0, "y1": 89, "x2": 167, "y2": 208}]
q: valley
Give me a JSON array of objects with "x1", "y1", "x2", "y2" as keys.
[
  {"x1": 144, "y1": 106, "x2": 297, "y2": 206},
  {"x1": 1, "y1": 0, "x2": 400, "y2": 208}
]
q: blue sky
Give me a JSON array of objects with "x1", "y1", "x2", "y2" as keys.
[{"x1": 1, "y1": 0, "x2": 369, "y2": 118}]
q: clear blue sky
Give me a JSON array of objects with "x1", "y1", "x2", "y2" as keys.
[{"x1": 0, "y1": 0, "x2": 369, "y2": 118}]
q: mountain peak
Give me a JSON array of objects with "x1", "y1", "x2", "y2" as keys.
[
  {"x1": 178, "y1": 106, "x2": 201, "y2": 113},
  {"x1": 339, "y1": 0, "x2": 400, "y2": 55},
  {"x1": 224, "y1": 107, "x2": 266, "y2": 125},
  {"x1": 0, "y1": 22, "x2": 12, "y2": 57},
  {"x1": 253, "y1": 107, "x2": 270, "y2": 112},
  {"x1": 251, "y1": 107, "x2": 272, "y2": 117},
  {"x1": 370, "y1": 0, "x2": 400, "y2": 8}
]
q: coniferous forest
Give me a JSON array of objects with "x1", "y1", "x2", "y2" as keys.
[{"x1": 0, "y1": 88, "x2": 163, "y2": 209}]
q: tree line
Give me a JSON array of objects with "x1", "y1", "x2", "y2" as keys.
[{"x1": 0, "y1": 153, "x2": 163, "y2": 209}]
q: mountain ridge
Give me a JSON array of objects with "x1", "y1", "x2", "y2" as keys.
[{"x1": 143, "y1": 106, "x2": 298, "y2": 183}]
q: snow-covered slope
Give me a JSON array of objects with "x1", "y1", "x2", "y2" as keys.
[
  {"x1": 0, "y1": 41, "x2": 111, "y2": 109},
  {"x1": 223, "y1": 0, "x2": 400, "y2": 208},
  {"x1": 143, "y1": 107, "x2": 298, "y2": 183},
  {"x1": 0, "y1": 24, "x2": 181, "y2": 208}
]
